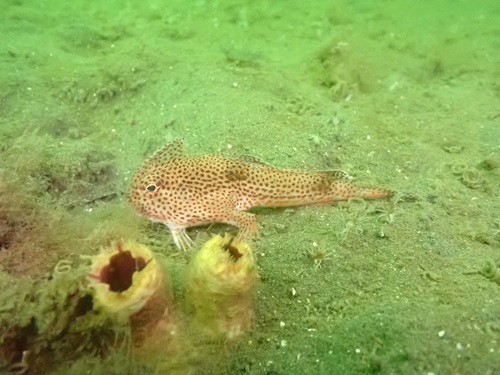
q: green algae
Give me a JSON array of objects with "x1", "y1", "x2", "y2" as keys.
[{"x1": 1, "y1": 0, "x2": 500, "y2": 374}]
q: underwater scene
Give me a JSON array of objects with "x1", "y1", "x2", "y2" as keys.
[{"x1": 1, "y1": 0, "x2": 499, "y2": 374}]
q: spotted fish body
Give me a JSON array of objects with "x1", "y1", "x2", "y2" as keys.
[{"x1": 128, "y1": 139, "x2": 394, "y2": 250}]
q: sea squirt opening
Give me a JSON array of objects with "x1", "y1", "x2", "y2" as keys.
[
  {"x1": 89, "y1": 240, "x2": 167, "y2": 319},
  {"x1": 99, "y1": 249, "x2": 147, "y2": 292},
  {"x1": 221, "y1": 236, "x2": 243, "y2": 261}
]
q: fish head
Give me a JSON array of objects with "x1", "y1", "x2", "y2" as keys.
[
  {"x1": 127, "y1": 162, "x2": 171, "y2": 222},
  {"x1": 127, "y1": 139, "x2": 186, "y2": 223}
]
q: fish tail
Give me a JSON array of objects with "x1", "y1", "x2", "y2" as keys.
[{"x1": 352, "y1": 186, "x2": 394, "y2": 199}]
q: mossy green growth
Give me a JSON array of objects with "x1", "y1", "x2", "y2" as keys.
[
  {"x1": 1, "y1": 130, "x2": 116, "y2": 208},
  {"x1": 0, "y1": 131, "x2": 147, "y2": 373},
  {"x1": 0, "y1": 258, "x2": 139, "y2": 374},
  {"x1": 0, "y1": 272, "x2": 33, "y2": 333}
]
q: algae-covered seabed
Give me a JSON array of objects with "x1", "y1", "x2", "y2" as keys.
[{"x1": 1, "y1": 0, "x2": 499, "y2": 374}]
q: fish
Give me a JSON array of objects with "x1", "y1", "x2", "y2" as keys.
[{"x1": 128, "y1": 139, "x2": 394, "y2": 250}]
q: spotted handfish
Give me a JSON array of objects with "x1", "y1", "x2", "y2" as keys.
[{"x1": 128, "y1": 139, "x2": 393, "y2": 250}]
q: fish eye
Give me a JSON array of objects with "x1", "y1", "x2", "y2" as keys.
[{"x1": 146, "y1": 184, "x2": 156, "y2": 192}]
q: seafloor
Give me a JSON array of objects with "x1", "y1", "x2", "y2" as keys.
[{"x1": 1, "y1": 0, "x2": 499, "y2": 374}]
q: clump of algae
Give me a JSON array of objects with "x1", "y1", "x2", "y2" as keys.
[
  {"x1": 2, "y1": 130, "x2": 116, "y2": 209},
  {"x1": 0, "y1": 257, "x2": 121, "y2": 374},
  {"x1": 0, "y1": 131, "x2": 247, "y2": 374},
  {"x1": 0, "y1": 131, "x2": 143, "y2": 278},
  {"x1": 0, "y1": 131, "x2": 151, "y2": 374}
]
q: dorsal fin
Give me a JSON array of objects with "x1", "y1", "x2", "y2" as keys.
[
  {"x1": 322, "y1": 169, "x2": 353, "y2": 181},
  {"x1": 228, "y1": 154, "x2": 272, "y2": 167},
  {"x1": 148, "y1": 138, "x2": 185, "y2": 165}
]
